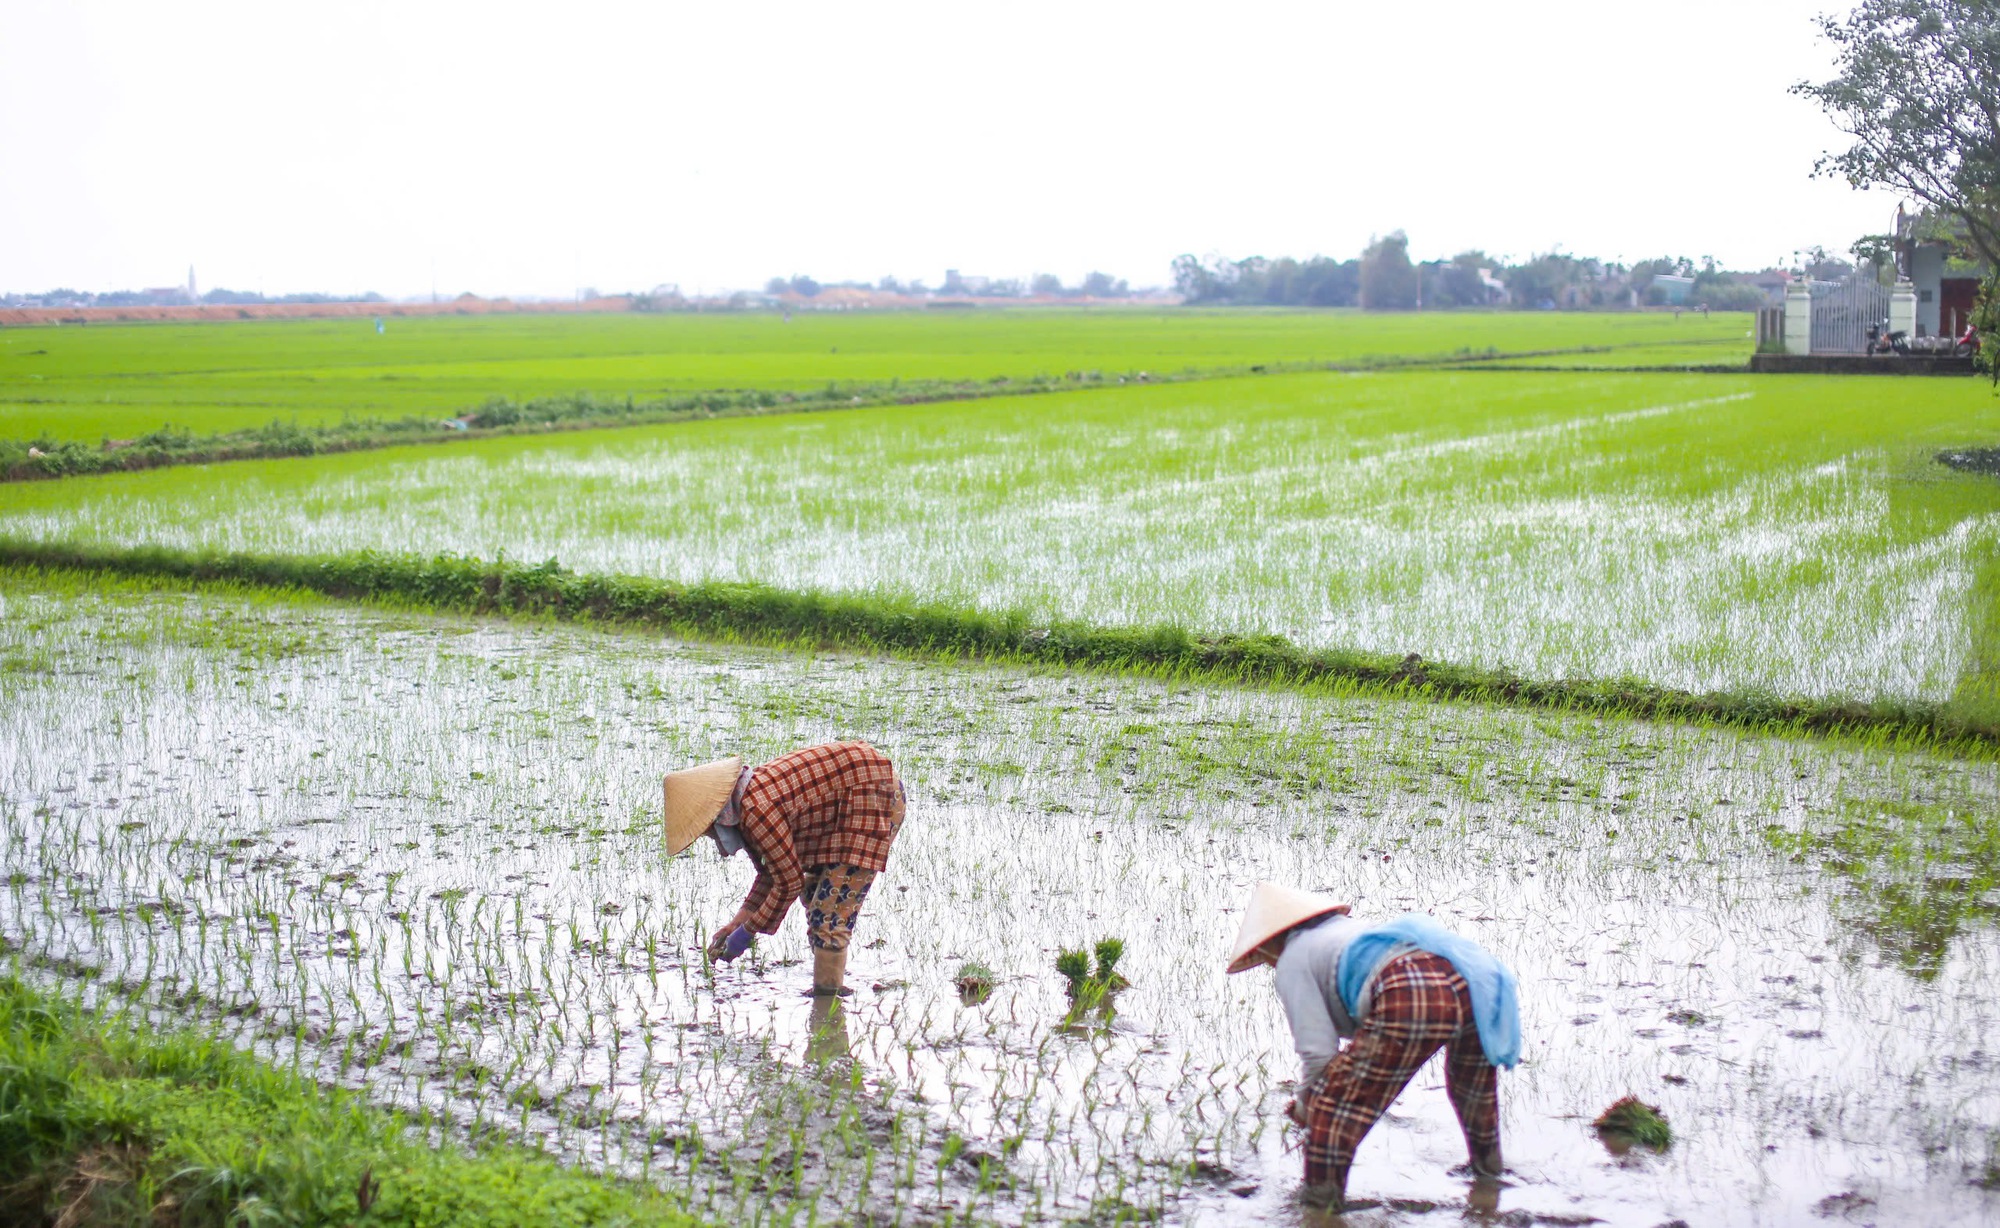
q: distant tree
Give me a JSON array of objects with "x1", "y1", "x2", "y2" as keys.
[
  {"x1": 1172, "y1": 252, "x2": 1356, "y2": 306},
  {"x1": 1795, "y1": 0, "x2": 2000, "y2": 268},
  {"x1": 1031, "y1": 273, "x2": 1065, "y2": 296},
  {"x1": 1358, "y1": 232, "x2": 1418, "y2": 310},
  {"x1": 1800, "y1": 247, "x2": 1856, "y2": 281},
  {"x1": 1629, "y1": 256, "x2": 1695, "y2": 281},
  {"x1": 788, "y1": 275, "x2": 820, "y2": 297},
  {"x1": 1689, "y1": 281, "x2": 1771, "y2": 311},
  {"x1": 765, "y1": 277, "x2": 789, "y2": 295},
  {"x1": 877, "y1": 275, "x2": 905, "y2": 293},
  {"x1": 1171, "y1": 254, "x2": 1235, "y2": 303},
  {"x1": 1506, "y1": 251, "x2": 1591, "y2": 309},
  {"x1": 1851, "y1": 233, "x2": 1897, "y2": 281},
  {"x1": 1080, "y1": 270, "x2": 1128, "y2": 297},
  {"x1": 1434, "y1": 251, "x2": 1498, "y2": 308}
]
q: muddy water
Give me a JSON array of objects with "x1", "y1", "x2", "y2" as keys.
[{"x1": 1, "y1": 580, "x2": 1996, "y2": 1225}]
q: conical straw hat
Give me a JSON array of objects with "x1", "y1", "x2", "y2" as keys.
[
  {"x1": 663, "y1": 756, "x2": 742, "y2": 855},
  {"x1": 1224, "y1": 881, "x2": 1350, "y2": 974}
]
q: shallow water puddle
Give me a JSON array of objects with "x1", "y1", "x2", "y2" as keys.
[{"x1": 2, "y1": 581, "x2": 1997, "y2": 1225}]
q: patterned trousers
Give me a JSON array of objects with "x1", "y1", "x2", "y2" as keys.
[
  {"x1": 801, "y1": 783, "x2": 905, "y2": 951},
  {"x1": 1302, "y1": 951, "x2": 1500, "y2": 1185}
]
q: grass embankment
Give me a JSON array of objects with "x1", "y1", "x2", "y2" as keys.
[
  {"x1": 1, "y1": 541, "x2": 1987, "y2": 751},
  {"x1": 0, "y1": 308, "x2": 1753, "y2": 447},
  {"x1": 2, "y1": 376, "x2": 1078, "y2": 481},
  {"x1": 0, "y1": 976, "x2": 697, "y2": 1228}
]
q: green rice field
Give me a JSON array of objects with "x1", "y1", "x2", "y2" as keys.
[
  {"x1": 6, "y1": 308, "x2": 2000, "y2": 1226},
  {"x1": 0, "y1": 309, "x2": 1751, "y2": 444},
  {"x1": 5, "y1": 368, "x2": 1996, "y2": 708}
]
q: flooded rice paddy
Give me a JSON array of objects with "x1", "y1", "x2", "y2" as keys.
[
  {"x1": 3, "y1": 577, "x2": 1998, "y2": 1225},
  {"x1": 5, "y1": 372, "x2": 1999, "y2": 704}
]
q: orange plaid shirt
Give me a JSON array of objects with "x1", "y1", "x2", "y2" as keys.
[{"x1": 738, "y1": 742, "x2": 902, "y2": 934}]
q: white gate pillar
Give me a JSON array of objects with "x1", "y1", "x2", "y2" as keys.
[
  {"x1": 1783, "y1": 282, "x2": 1813, "y2": 355},
  {"x1": 1890, "y1": 278, "x2": 1917, "y2": 338}
]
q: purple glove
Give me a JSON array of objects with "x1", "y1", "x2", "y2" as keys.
[{"x1": 719, "y1": 926, "x2": 753, "y2": 962}]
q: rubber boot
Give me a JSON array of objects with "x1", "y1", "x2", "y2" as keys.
[
  {"x1": 806, "y1": 946, "x2": 851, "y2": 997},
  {"x1": 1303, "y1": 1162, "x2": 1349, "y2": 1212},
  {"x1": 1470, "y1": 1142, "x2": 1504, "y2": 1178}
]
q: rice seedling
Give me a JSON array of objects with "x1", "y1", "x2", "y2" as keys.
[
  {"x1": 1593, "y1": 1096, "x2": 1673, "y2": 1151},
  {"x1": 953, "y1": 960, "x2": 995, "y2": 1004},
  {"x1": 1, "y1": 574, "x2": 1996, "y2": 1223}
]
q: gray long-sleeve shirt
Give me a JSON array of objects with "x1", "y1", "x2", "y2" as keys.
[{"x1": 1274, "y1": 914, "x2": 1409, "y2": 1090}]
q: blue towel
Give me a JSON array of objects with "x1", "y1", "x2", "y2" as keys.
[{"x1": 1335, "y1": 914, "x2": 1521, "y2": 1069}]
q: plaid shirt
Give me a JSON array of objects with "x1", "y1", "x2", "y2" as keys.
[{"x1": 738, "y1": 742, "x2": 901, "y2": 934}]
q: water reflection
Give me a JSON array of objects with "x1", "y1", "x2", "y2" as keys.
[
  {"x1": 1768, "y1": 800, "x2": 2000, "y2": 979},
  {"x1": 807, "y1": 994, "x2": 851, "y2": 1066}
]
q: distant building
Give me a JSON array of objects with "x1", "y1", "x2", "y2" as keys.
[
  {"x1": 1746, "y1": 269, "x2": 1792, "y2": 306},
  {"x1": 1894, "y1": 207, "x2": 1986, "y2": 337},
  {"x1": 1650, "y1": 275, "x2": 1694, "y2": 306}
]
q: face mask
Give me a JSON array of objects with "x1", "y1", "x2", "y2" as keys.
[{"x1": 708, "y1": 764, "x2": 755, "y2": 857}]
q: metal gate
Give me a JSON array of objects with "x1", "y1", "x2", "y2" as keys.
[{"x1": 1810, "y1": 274, "x2": 1892, "y2": 354}]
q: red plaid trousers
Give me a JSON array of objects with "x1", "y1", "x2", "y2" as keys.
[{"x1": 1301, "y1": 951, "x2": 1499, "y2": 1185}]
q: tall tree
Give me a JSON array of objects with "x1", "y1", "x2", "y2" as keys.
[
  {"x1": 1358, "y1": 232, "x2": 1418, "y2": 310},
  {"x1": 1794, "y1": 1, "x2": 2000, "y2": 266}
]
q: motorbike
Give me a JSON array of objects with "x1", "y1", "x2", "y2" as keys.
[
  {"x1": 1865, "y1": 320, "x2": 1979, "y2": 357},
  {"x1": 1865, "y1": 321, "x2": 1908, "y2": 355}
]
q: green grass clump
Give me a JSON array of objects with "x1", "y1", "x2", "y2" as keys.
[
  {"x1": 1093, "y1": 938, "x2": 1127, "y2": 987},
  {"x1": 1055, "y1": 939, "x2": 1132, "y2": 1009},
  {"x1": 0, "y1": 977, "x2": 702, "y2": 1227},
  {"x1": 1054, "y1": 949, "x2": 1092, "y2": 997},
  {"x1": 954, "y1": 960, "x2": 995, "y2": 1001},
  {"x1": 1592, "y1": 1096, "x2": 1673, "y2": 1150}
]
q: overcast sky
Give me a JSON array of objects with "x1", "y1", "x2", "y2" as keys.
[{"x1": 2, "y1": 0, "x2": 1900, "y2": 298}]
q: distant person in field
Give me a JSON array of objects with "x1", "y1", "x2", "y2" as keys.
[
  {"x1": 1226, "y1": 882, "x2": 1520, "y2": 1210},
  {"x1": 664, "y1": 742, "x2": 905, "y2": 997}
]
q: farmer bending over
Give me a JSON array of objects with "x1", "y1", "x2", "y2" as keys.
[
  {"x1": 1226, "y1": 882, "x2": 1520, "y2": 1210},
  {"x1": 663, "y1": 741, "x2": 905, "y2": 997}
]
